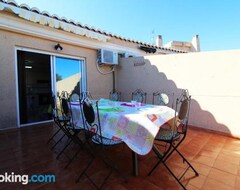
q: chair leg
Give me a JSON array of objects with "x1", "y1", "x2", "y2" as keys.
[
  {"x1": 99, "y1": 169, "x2": 113, "y2": 190},
  {"x1": 56, "y1": 138, "x2": 73, "y2": 159},
  {"x1": 98, "y1": 145, "x2": 128, "y2": 183},
  {"x1": 149, "y1": 145, "x2": 187, "y2": 190},
  {"x1": 149, "y1": 144, "x2": 198, "y2": 190},
  {"x1": 103, "y1": 156, "x2": 128, "y2": 183},
  {"x1": 73, "y1": 133, "x2": 85, "y2": 148},
  {"x1": 76, "y1": 156, "x2": 117, "y2": 190},
  {"x1": 76, "y1": 156, "x2": 95, "y2": 182},
  {"x1": 76, "y1": 143, "x2": 127, "y2": 189},
  {"x1": 47, "y1": 128, "x2": 61, "y2": 144},
  {"x1": 64, "y1": 146, "x2": 82, "y2": 169},
  {"x1": 168, "y1": 139, "x2": 199, "y2": 176},
  {"x1": 162, "y1": 161, "x2": 187, "y2": 190},
  {"x1": 148, "y1": 144, "x2": 171, "y2": 176},
  {"x1": 174, "y1": 147, "x2": 199, "y2": 176},
  {"x1": 51, "y1": 133, "x2": 66, "y2": 150}
]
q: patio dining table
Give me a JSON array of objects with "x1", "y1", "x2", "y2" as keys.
[{"x1": 70, "y1": 98, "x2": 176, "y2": 176}]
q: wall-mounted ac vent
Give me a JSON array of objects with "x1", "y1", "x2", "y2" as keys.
[{"x1": 98, "y1": 49, "x2": 118, "y2": 65}]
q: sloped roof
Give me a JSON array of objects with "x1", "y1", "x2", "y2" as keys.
[{"x1": 0, "y1": 0, "x2": 186, "y2": 53}]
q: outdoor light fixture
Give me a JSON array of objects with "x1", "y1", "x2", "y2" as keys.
[
  {"x1": 139, "y1": 46, "x2": 156, "y2": 53},
  {"x1": 54, "y1": 43, "x2": 63, "y2": 51}
]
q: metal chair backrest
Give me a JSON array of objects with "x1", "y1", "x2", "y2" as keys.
[
  {"x1": 178, "y1": 99, "x2": 189, "y2": 120},
  {"x1": 82, "y1": 100, "x2": 103, "y2": 141},
  {"x1": 132, "y1": 89, "x2": 147, "y2": 103},
  {"x1": 175, "y1": 89, "x2": 191, "y2": 134},
  {"x1": 83, "y1": 101, "x2": 95, "y2": 125},
  {"x1": 153, "y1": 91, "x2": 168, "y2": 105},
  {"x1": 61, "y1": 97, "x2": 70, "y2": 118},
  {"x1": 109, "y1": 90, "x2": 121, "y2": 101}
]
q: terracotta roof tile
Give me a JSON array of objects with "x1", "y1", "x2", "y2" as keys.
[
  {"x1": 60, "y1": 16, "x2": 69, "y2": 23},
  {"x1": 19, "y1": 3, "x2": 30, "y2": 10},
  {"x1": 69, "y1": 19, "x2": 76, "y2": 25},
  {"x1": 30, "y1": 7, "x2": 40, "y2": 14},
  {"x1": 51, "y1": 14, "x2": 60, "y2": 20},
  {"x1": 6, "y1": 0, "x2": 17, "y2": 6}
]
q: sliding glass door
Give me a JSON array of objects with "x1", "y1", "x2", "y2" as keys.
[
  {"x1": 17, "y1": 51, "x2": 52, "y2": 125},
  {"x1": 17, "y1": 50, "x2": 86, "y2": 126}
]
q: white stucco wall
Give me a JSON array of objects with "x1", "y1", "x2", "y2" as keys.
[{"x1": 116, "y1": 50, "x2": 240, "y2": 138}]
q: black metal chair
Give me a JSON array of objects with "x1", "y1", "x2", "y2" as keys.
[
  {"x1": 49, "y1": 91, "x2": 71, "y2": 151},
  {"x1": 152, "y1": 90, "x2": 174, "y2": 108},
  {"x1": 131, "y1": 89, "x2": 147, "y2": 103},
  {"x1": 76, "y1": 99, "x2": 127, "y2": 189},
  {"x1": 49, "y1": 91, "x2": 84, "y2": 168},
  {"x1": 46, "y1": 94, "x2": 62, "y2": 144},
  {"x1": 47, "y1": 92, "x2": 73, "y2": 149},
  {"x1": 148, "y1": 89, "x2": 198, "y2": 190},
  {"x1": 109, "y1": 89, "x2": 121, "y2": 101}
]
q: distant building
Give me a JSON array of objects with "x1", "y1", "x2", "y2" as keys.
[{"x1": 159, "y1": 35, "x2": 200, "y2": 52}]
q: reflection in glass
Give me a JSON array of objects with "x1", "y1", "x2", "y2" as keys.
[
  {"x1": 56, "y1": 57, "x2": 81, "y2": 96},
  {"x1": 55, "y1": 57, "x2": 83, "y2": 115}
]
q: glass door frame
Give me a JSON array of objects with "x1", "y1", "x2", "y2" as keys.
[{"x1": 15, "y1": 47, "x2": 87, "y2": 127}]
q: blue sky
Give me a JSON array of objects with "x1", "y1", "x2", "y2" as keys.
[
  {"x1": 14, "y1": 0, "x2": 240, "y2": 51},
  {"x1": 56, "y1": 57, "x2": 80, "y2": 79}
]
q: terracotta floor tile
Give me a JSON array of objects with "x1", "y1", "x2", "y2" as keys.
[
  {"x1": 147, "y1": 166, "x2": 181, "y2": 189},
  {"x1": 123, "y1": 178, "x2": 162, "y2": 190},
  {"x1": 213, "y1": 159, "x2": 238, "y2": 175},
  {"x1": 201, "y1": 144, "x2": 223, "y2": 153},
  {"x1": 190, "y1": 161, "x2": 211, "y2": 176},
  {"x1": 164, "y1": 160, "x2": 186, "y2": 176},
  {"x1": 185, "y1": 140, "x2": 206, "y2": 149},
  {"x1": 220, "y1": 150, "x2": 240, "y2": 161},
  {"x1": 104, "y1": 183, "x2": 128, "y2": 190},
  {"x1": 193, "y1": 154, "x2": 216, "y2": 167},
  {"x1": 208, "y1": 135, "x2": 228, "y2": 143},
  {"x1": 184, "y1": 173, "x2": 206, "y2": 189},
  {"x1": 177, "y1": 146, "x2": 200, "y2": 160},
  {"x1": 186, "y1": 184, "x2": 201, "y2": 190},
  {"x1": 235, "y1": 176, "x2": 240, "y2": 189},
  {"x1": 225, "y1": 138, "x2": 240, "y2": 145},
  {"x1": 202, "y1": 178, "x2": 234, "y2": 190},
  {"x1": 197, "y1": 149, "x2": 219, "y2": 159},
  {"x1": 208, "y1": 168, "x2": 236, "y2": 187},
  {"x1": 0, "y1": 124, "x2": 240, "y2": 189},
  {"x1": 222, "y1": 143, "x2": 240, "y2": 152},
  {"x1": 218, "y1": 150, "x2": 240, "y2": 165}
]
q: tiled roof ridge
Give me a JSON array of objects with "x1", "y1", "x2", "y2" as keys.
[{"x1": 0, "y1": 0, "x2": 187, "y2": 53}]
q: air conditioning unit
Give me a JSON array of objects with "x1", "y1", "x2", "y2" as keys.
[{"x1": 98, "y1": 49, "x2": 118, "y2": 65}]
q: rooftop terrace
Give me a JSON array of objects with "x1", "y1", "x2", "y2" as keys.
[{"x1": 0, "y1": 123, "x2": 239, "y2": 189}]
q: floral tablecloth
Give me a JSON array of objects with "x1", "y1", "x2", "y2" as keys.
[{"x1": 70, "y1": 99, "x2": 175, "y2": 155}]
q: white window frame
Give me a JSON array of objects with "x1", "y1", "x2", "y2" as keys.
[{"x1": 15, "y1": 47, "x2": 86, "y2": 127}]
